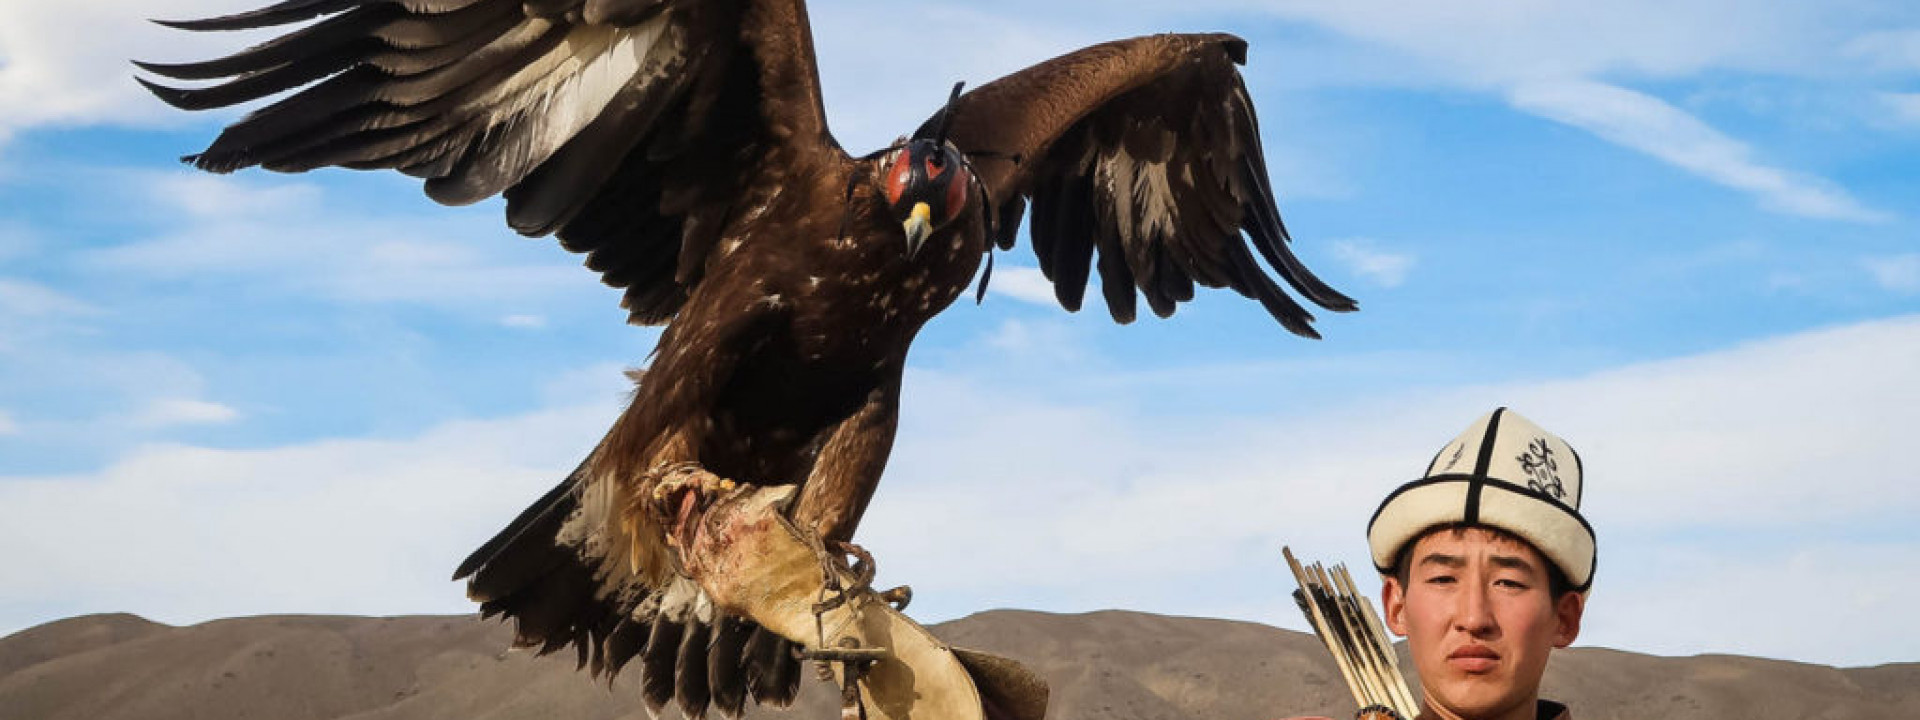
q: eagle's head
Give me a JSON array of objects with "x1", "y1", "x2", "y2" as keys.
[{"x1": 880, "y1": 138, "x2": 973, "y2": 258}]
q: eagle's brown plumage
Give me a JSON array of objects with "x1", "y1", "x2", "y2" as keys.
[{"x1": 140, "y1": 0, "x2": 1355, "y2": 716}]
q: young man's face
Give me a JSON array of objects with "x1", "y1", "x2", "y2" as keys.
[{"x1": 1382, "y1": 527, "x2": 1584, "y2": 720}]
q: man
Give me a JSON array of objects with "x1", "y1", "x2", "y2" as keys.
[{"x1": 1292, "y1": 408, "x2": 1595, "y2": 720}]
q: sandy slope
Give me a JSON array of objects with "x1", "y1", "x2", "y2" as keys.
[{"x1": 3, "y1": 610, "x2": 1912, "y2": 720}]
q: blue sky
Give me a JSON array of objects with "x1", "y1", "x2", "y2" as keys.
[{"x1": 1, "y1": 0, "x2": 1917, "y2": 668}]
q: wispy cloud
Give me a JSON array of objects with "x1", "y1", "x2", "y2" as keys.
[
  {"x1": 154, "y1": 172, "x2": 325, "y2": 220},
  {"x1": 1329, "y1": 239, "x2": 1414, "y2": 288},
  {"x1": 810, "y1": 2, "x2": 1098, "y2": 150},
  {"x1": 10, "y1": 0, "x2": 1898, "y2": 230},
  {"x1": 1510, "y1": 79, "x2": 1888, "y2": 222},
  {"x1": 500, "y1": 314, "x2": 549, "y2": 330},
  {"x1": 0, "y1": 409, "x2": 17, "y2": 436},
  {"x1": 0, "y1": 223, "x2": 34, "y2": 262},
  {"x1": 0, "y1": 279, "x2": 99, "y2": 317},
  {"x1": 0, "y1": 0, "x2": 1082, "y2": 154},
  {"x1": 1844, "y1": 29, "x2": 1920, "y2": 72},
  {"x1": 1864, "y1": 254, "x2": 1920, "y2": 293},
  {"x1": 1237, "y1": 0, "x2": 1872, "y2": 85},
  {"x1": 1880, "y1": 92, "x2": 1920, "y2": 126},
  {"x1": 0, "y1": 279, "x2": 102, "y2": 354},
  {"x1": 128, "y1": 398, "x2": 239, "y2": 428},
  {"x1": 981, "y1": 317, "x2": 1088, "y2": 366},
  {"x1": 85, "y1": 171, "x2": 588, "y2": 310},
  {"x1": 4, "y1": 1, "x2": 1076, "y2": 157},
  {"x1": 986, "y1": 265, "x2": 1062, "y2": 308},
  {"x1": 1219, "y1": 1, "x2": 1900, "y2": 223},
  {"x1": 0, "y1": 337, "x2": 265, "y2": 465},
  {"x1": 0, "y1": 1, "x2": 271, "y2": 140}
]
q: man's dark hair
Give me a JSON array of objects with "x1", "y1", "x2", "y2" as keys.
[{"x1": 1390, "y1": 522, "x2": 1576, "y2": 599}]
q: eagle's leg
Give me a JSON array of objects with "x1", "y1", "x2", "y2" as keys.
[
  {"x1": 789, "y1": 373, "x2": 900, "y2": 545},
  {"x1": 789, "y1": 371, "x2": 910, "y2": 602}
]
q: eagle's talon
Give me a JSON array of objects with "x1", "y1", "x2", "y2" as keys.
[
  {"x1": 646, "y1": 463, "x2": 740, "y2": 551},
  {"x1": 649, "y1": 464, "x2": 733, "y2": 507},
  {"x1": 878, "y1": 585, "x2": 912, "y2": 610}
]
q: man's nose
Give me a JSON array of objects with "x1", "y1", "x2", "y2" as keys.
[{"x1": 1455, "y1": 583, "x2": 1496, "y2": 635}]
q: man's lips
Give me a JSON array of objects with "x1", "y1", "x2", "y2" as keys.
[{"x1": 1447, "y1": 644, "x2": 1500, "y2": 673}]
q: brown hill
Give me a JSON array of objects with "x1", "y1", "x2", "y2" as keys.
[{"x1": 2, "y1": 610, "x2": 1912, "y2": 720}]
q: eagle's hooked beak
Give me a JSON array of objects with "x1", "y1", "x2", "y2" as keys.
[{"x1": 902, "y1": 201, "x2": 932, "y2": 257}]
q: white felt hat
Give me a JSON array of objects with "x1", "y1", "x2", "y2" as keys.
[{"x1": 1366, "y1": 408, "x2": 1595, "y2": 591}]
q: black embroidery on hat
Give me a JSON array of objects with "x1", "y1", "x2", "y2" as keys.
[
  {"x1": 1440, "y1": 441, "x2": 1467, "y2": 472},
  {"x1": 1516, "y1": 437, "x2": 1566, "y2": 501}
]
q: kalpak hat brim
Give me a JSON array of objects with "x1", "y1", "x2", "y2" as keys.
[{"x1": 1366, "y1": 408, "x2": 1595, "y2": 592}]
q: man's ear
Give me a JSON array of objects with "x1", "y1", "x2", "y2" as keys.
[
  {"x1": 1382, "y1": 576, "x2": 1409, "y2": 637},
  {"x1": 1551, "y1": 591, "x2": 1585, "y2": 648}
]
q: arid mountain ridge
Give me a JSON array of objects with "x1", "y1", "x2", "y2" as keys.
[{"x1": 2, "y1": 610, "x2": 1913, "y2": 720}]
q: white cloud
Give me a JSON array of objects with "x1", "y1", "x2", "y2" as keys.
[
  {"x1": 3, "y1": 315, "x2": 1916, "y2": 665},
  {"x1": 154, "y1": 172, "x2": 325, "y2": 220},
  {"x1": 1845, "y1": 29, "x2": 1920, "y2": 72},
  {"x1": 0, "y1": 1, "x2": 274, "y2": 139},
  {"x1": 85, "y1": 171, "x2": 589, "y2": 310},
  {"x1": 981, "y1": 318, "x2": 1088, "y2": 366},
  {"x1": 1585, "y1": 539, "x2": 1920, "y2": 664},
  {"x1": 859, "y1": 314, "x2": 1920, "y2": 666},
  {"x1": 0, "y1": 223, "x2": 34, "y2": 262},
  {"x1": 0, "y1": 279, "x2": 99, "y2": 317},
  {"x1": 1214, "y1": 1, "x2": 1895, "y2": 223},
  {"x1": 810, "y1": 3, "x2": 1099, "y2": 152},
  {"x1": 0, "y1": 338, "x2": 255, "y2": 463},
  {"x1": 0, "y1": 0, "x2": 1081, "y2": 154},
  {"x1": 0, "y1": 399, "x2": 617, "y2": 632},
  {"x1": 1510, "y1": 79, "x2": 1888, "y2": 222},
  {"x1": 8, "y1": 0, "x2": 1890, "y2": 228},
  {"x1": 500, "y1": 314, "x2": 548, "y2": 329},
  {"x1": 1864, "y1": 254, "x2": 1920, "y2": 293},
  {"x1": 129, "y1": 398, "x2": 239, "y2": 428},
  {"x1": 0, "y1": 279, "x2": 101, "y2": 357},
  {"x1": 986, "y1": 265, "x2": 1061, "y2": 307},
  {"x1": 1239, "y1": 0, "x2": 1874, "y2": 85},
  {"x1": 1329, "y1": 239, "x2": 1414, "y2": 288},
  {"x1": 0, "y1": 409, "x2": 17, "y2": 435},
  {"x1": 1880, "y1": 92, "x2": 1920, "y2": 125}
]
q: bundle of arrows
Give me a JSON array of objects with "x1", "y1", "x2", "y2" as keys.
[{"x1": 1283, "y1": 547, "x2": 1419, "y2": 720}]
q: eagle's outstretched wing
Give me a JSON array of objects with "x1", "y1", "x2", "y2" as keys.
[
  {"x1": 139, "y1": 2, "x2": 837, "y2": 717},
  {"x1": 138, "y1": 0, "x2": 836, "y2": 325},
  {"x1": 920, "y1": 33, "x2": 1356, "y2": 337}
]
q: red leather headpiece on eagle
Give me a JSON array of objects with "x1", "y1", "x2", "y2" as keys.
[{"x1": 140, "y1": 0, "x2": 1357, "y2": 716}]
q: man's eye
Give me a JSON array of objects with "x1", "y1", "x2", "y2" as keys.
[
  {"x1": 1425, "y1": 575, "x2": 1456, "y2": 585},
  {"x1": 1495, "y1": 578, "x2": 1529, "y2": 590}
]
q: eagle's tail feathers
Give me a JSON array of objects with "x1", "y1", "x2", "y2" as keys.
[
  {"x1": 640, "y1": 614, "x2": 685, "y2": 712},
  {"x1": 743, "y1": 625, "x2": 803, "y2": 707},
  {"x1": 707, "y1": 615, "x2": 753, "y2": 716},
  {"x1": 457, "y1": 451, "x2": 801, "y2": 714},
  {"x1": 675, "y1": 618, "x2": 715, "y2": 718}
]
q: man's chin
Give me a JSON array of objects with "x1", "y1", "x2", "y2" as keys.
[{"x1": 1428, "y1": 675, "x2": 1527, "y2": 719}]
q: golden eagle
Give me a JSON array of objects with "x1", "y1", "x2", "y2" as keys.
[{"x1": 139, "y1": 0, "x2": 1357, "y2": 716}]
